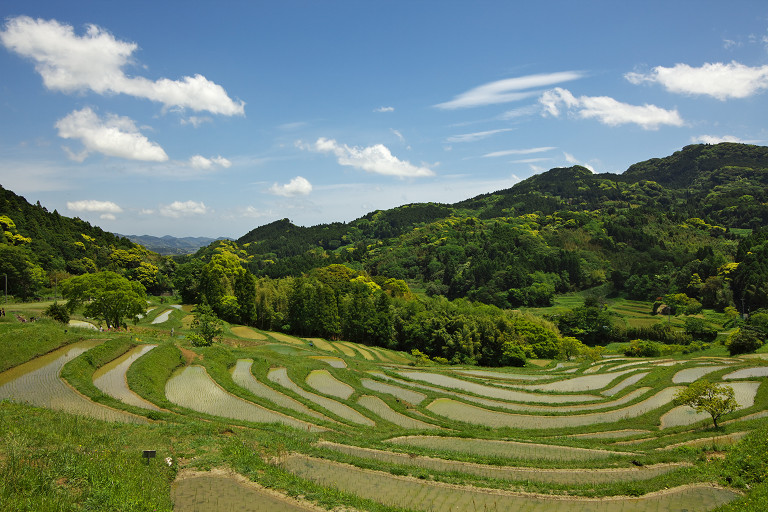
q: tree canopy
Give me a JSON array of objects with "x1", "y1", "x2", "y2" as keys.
[
  {"x1": 673, "y1": 380, "x2": 739, "y2": 428},
  {"x1": 61, "y1": 271, "x2": 146, "y2": 329}
]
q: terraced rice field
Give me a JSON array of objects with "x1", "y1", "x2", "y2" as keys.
[
  {"x1": 92, "y1": 344, "x2": 162, "y2": 411},
  {"x1": 268, "y1": 367, "x2": 375, "y2": 426},
  {"x1": 5, "y1": 313, "x2": 766, "y2": 512},
  {"x1": 357, "y1": 395, "x2": 440, "y2": 430},
  {"x1": 309, "y1": 356, "x2": 347, "y2": 368},
  {"x1": 386, "y1": 436, "x2": 634, "y2": 461},
  {"x1": 172, "y1": 470, "x2": 320, "y2": 511},
  {"x1": 306, "y1": 370, "x2": 354, "y2": 399},
  {"x1": 723, "y1": 366, "x2": 768, "y2": 379},
  {"x1": 231, "y1": 359, "x2": 331, "y2": 421},
  {"x1": 317, "y1": 441, "x2": 683, "y2": 485},
  {"x1": 0, "y1": 339, "x2": 148, "y2": 423},
  {"x1": 166, "y1": 365, "x2": 324, "y2": 432},
  {"x1": 279, "y1": 454, "x2": 739, "y2": 511},
  {"x1": 230, "y1": 326, "x2": 268, "y2": 340},
  {"x1": 426, "y1": 387, "x2": 684, "y2": 429}
]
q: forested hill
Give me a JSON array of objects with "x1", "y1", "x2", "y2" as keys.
[
  {"x1": 0, "y1": 185, "x2": 173, "y2": 298},
  {"x1": 180, "y1": 142, "x2": 768, "y2": 313}
]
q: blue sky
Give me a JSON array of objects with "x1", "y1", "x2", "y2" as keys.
[{"x1": 1, "y1": 1, "x2": 767, "y2": 238}]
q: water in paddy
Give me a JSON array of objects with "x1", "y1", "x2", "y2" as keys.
[
  {"x1": 166, "y1": 366, "x2": 325, "y2": 432},
  {"x1": 427, "y1": 386, "x2": 683, "y2": 429},
  {"x1": 172, "y1": 471, "x2": 319, "y2": 511},
  {"x1": 318, "y1": 441, "x2": 683, "y2": 484},
  {"x1": 0, "y1": 339, "x2": 148, "y2": 423},
  {"x1": 386, "y1": 436, "x2": 632, "y2": 461},
  {"x1": 267, "y1": 367, "x2": 375, "y2": 426},
  {"x1": 305, "y1": 369, "x2": 354, "y2": 399},
  {"x1": 395, "y1": 371, "x2": 601, "y2": 403},
  {"x1": 279, "y1": 454, "x2": 738, "y2": 511},
  {"x1": 231, "y1": 359, "x2": 330, "y2": 421},
  {"x1": 357, "y1": 395, "x2": 440, "y2": 430},
  {"x1": 92, "y1": 344, "x2": 162, "y2": 411}
]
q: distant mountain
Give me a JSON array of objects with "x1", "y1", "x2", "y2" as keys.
[{"x1": 118, "y1": 234, "x2": 229, "y2": 255}]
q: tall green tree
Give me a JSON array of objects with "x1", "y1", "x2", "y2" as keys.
[
  {"x1": 673, "y1": 380, "x2": 738, "y2": 428},
  {"x1": 61, "y1": 271, "x2": 146, "y2": 328}
]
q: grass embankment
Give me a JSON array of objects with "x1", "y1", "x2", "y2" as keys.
[{"x1": 0, "y1": 317, "x2": 89, "y2": 373}]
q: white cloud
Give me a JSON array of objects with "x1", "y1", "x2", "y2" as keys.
[
  {"x1": 374, "y1": 106, "x2": 394, "y2": 112},
  {"x1": 391, "y1": 129, "x2": 406, "y2": 143},
  {"x1": 435, "y1": 71, "x2": 584, "y2": 109},
  {"x1": 67, "y1": 199, "x2": 123, "y2": 213},
  {"x1": 690, "y1": 134, "x2": 746, "y2": 144},
  {"x1": 539, "y1": 88, "x2": 684, "y2": 130},
  {"x1": 181, "y1": 116, "x2": 212, "y2": 127},
  {"x1": 269, "y1": 176, "x2": 313, "y2": 197},
  {"x1": 188, "y1": 154, "x2": 232, "y2": 170},
  {"x1": 159, "y1": 200, "x2": 208, "y2": 218},
  {"x1": 483, "y1": 146, "x2": 556, "y2": 158},
  {"x1": 305, "y1": 137, "x2": 435, "y2": 177},
  {"x1": 139, "y1": 208, "x2": 155, "y2": 215},
  {"x1": 625, "y1": 61, "x2": 768, "y2": 100},
  {"x1": 55, "y1": 107, "x2": 169, "y2": 161},
  {"x1": 0, "y1": 16, "x2": 244, "y2": 115},
  {"x1": 446, "y1": 128, "x2": 513, "y2": 143},
  {"x1": 100, "y1": 213, "x2": 116, "y2": 221}
]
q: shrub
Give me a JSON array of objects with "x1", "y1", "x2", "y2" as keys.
[
  {"x1": 726, "y1": 327, "x2": 764, "y2": 356},
  {"x1": 43, "y1": 301, "x2": 70, "y2": 324},
  {"x1": 624, "y1": 339, "x2": 663, "y2": 357}
]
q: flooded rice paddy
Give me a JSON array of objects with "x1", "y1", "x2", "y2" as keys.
[
  {"x1": 279, "y1": 454, "x2": 739, "y2": 511},
  {"x1": 357, "y1": 395, "x2": 440, "y2": 430},
  {"x1": 268, "y1": 367, "x2": 375, "y2": 426},
  {"x1": 396, "y1": 371, "x2": 601, "y2": 403},
  {"x1": 231, "y1": 360, "x2": 330, "y2": 421},
  {"x1": 166, "y1": 365, "x2": 324, "y2": 432},
  {"x1": 426, "y1": 387, "x2": 684, "y2": 429},
  {"x1": 0, "y1": 339, "x2": 148, "y2": 423},
  {"x1": 92, "y1": 344, "x2": 162, "y2": 411},
  {"x1": 305, "y1": 369, "x2": 355, "y2": 399},
  {"x1": 172, "y1": 470, "x2": 321, "y2": 511},
  {"x1": 317, "y1": 441, "x2": 684, "y2": 485},
  {"x1": 385, "y1": 436, "x2": 633, "y2": 461},
  {"x1": 723, "y1": 366, "x2": 768, "y2": 379}
]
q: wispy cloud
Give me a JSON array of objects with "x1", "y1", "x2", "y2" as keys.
[
  {"x1": 625, "y1": 61, "x2": 768, "y2": 100},
  {"x1": 0, "y1": 16, "x2": 244, "y2": 115},
  {"x1": 446, "y1": 128, "x2": 513, "y2": 143},
  {"x1": 159, "y1": 200, "x2": 208, "y2": 218},
  {"x1": 269, "y1": 176, "x2": 313, "y2": 197},
  {"x1": 374, "y1": 106, "x2": 394, "y2": 112},
  {"x1": 564, "y1": 152, "x2": 595, "y2": 172},
  {"x1": 181, "y1": 116, "x2": 212, "y2": 128},
  {"x1": 540, "y1": 88, "x2": 684, "y2": 130},
  {"x1": 55, "y1": 108, "x2": 169, "y2": 162},
  {"x1": 435, "y1": 71, "x2": 584, "y2": 109},
  {"x1": 482, "y1": 146, "x2": 556, "y2": 158},
  {"x1": 302, "y1": 137, "x2": 434, "y2": 178}
]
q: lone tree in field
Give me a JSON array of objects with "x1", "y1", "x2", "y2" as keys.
[
  {"x1": 61, "y1": 271, "x2": 146, "y2": 329},
  {"x1": 673, "y1": 380, "x2": 739, "y2": 428},
  {"x1": 189, "y1": 302, "x2": 223, "y2": 347}
]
